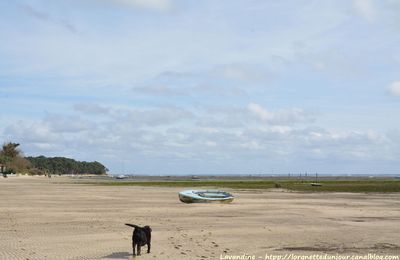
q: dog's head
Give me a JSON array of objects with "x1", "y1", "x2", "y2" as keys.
[{"x1": 144, "y1": 226, "x2": 152, "y2": 232}]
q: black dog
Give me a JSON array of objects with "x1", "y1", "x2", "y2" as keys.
[{"x1": 125, "y1": 223, "x2": 152, "y2": 256}]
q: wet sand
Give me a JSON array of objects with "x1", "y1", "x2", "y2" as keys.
[{"x1": 0, "y1": 176, "x2": 399, "y2": 260}]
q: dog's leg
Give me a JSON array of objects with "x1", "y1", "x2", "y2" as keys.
[
  {"x1": 137, "y1": 244, "x2": 141, "y2": 256},
  {"x1": 147, "y1": 229, "x2": 151, "y2": 253},
  {"x1": 132, "y1": 240, "x2": 136, "y2": 256}
]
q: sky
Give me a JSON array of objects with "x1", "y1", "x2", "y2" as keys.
[{"x1": 1, "y1": 0, "x2": 400, "y2": 175}]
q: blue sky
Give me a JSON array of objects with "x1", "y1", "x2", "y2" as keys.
[{"x1": 1, "y1": 0, "x2": 400, "y2": 175}]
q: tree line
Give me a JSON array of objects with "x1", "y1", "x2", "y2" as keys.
[
  {"x1": 26, "y1": 156, "x2": 108, "y2": 175},
  {"x1": 0, "y1": 142, "x2": 108, "y2": 175}
]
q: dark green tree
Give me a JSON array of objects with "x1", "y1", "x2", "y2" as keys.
[
  {"x1": 1, "y1": 142, "x2": 20, "y2": 158},
  {"x1": 1, "y1": 142, "x2": 31, "y2": 174}
]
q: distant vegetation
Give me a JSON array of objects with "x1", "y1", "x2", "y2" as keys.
[
  {"x1": 27, "y1": 156, "x2": 108, "y2": 175},
  {"x1": 0, "y1": 142, "x2": 30, "y2": 174},
  {"x1": 84, "y1": 180, "x2": 400, "y2": 193},
  {"x1": 0, "y1": 142, "x2": 107, "y2": 175}
]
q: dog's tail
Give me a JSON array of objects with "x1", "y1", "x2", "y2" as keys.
[{"x1": 125, "y1": 223, "x2": 139, "y2": 229}]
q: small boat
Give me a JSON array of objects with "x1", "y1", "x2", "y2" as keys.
[
  {"x1": 178, "y1": 190, "x2": 234, "y2": 203},
  {"x1": 310, "y1": 183, "x2": 322, "y2": 187}
]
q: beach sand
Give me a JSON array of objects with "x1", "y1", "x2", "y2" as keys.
[{"x1": 0, "y1": 176, "x2": 399, "y2": 260}]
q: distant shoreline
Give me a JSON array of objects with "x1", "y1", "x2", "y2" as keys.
[{"x1": 68, "y1": 175, "x2": 400, "y2": 193}]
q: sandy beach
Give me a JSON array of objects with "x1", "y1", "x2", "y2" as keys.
[{"x1": 0, "y1": 176, "x2": 399, "y2": 260}]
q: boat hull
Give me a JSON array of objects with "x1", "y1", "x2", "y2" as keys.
[{"x1": 178, "y1": 190, "x2": 234, "y2": 203}]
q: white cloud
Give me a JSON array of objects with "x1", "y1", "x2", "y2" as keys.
[
  {"x1": 4, "y1": 121, "x2": 59, "y2": 144},
  {"x1": 214, "y1": 64, "x2": 274, "y2": 83},
  {"x1": 353, "y1": 0, "x2": 377, "y2": 23},
  {"x1": 44, "y1": 115, "x2": 95, "y2": 133},
  {"x1": 132, "y1": 68, "x2": 250, "y2": 98},
  {"x1": 247, "y1": 103, "x2": 315, "y2": 125},
  {"x1": 248, "y1": 103, "x2": 274, "y2": 121},
  {"x1": 110, "y1": 106, "x2": 194, "y2": 127},
  {"x1": 387, "y1": 81, "x2": 400, "y2": 97},
  {"x1": 108, "y1": 0, "x2": 171, "y2": 11},
  {"x1": 73, "y1": 103, "x2": 194, "y2": 127},
  {"x1": 2, "y1": 102, "x2": 398, "y2": 174},
  {"x1": 74, "y1": 103, "x2": 111, "y2": 115}
]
